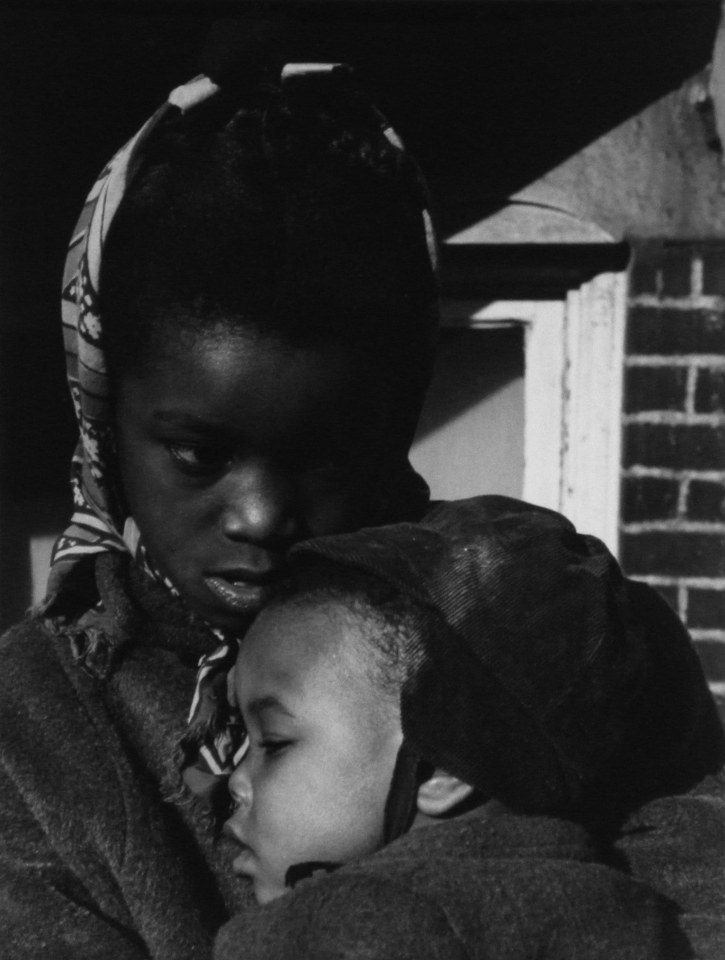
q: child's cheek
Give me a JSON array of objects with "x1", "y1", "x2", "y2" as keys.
[{"x1": 262, "y1": 763, "x2": 307, "y2": 844}]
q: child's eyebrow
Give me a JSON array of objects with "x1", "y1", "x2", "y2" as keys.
[{"x1": 245, "y1": 695, "x2": 296, "y2": 721}]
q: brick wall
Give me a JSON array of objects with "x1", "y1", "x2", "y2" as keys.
[{"x1": 621, "y1": 242, "x2": 725, "y2": 720}]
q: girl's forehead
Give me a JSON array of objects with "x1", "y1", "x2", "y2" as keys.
[
  {"x1": 147, "y1": 326, "x2": 351, "y2": 384},
  {"x1": 135, "y1": 327, "x2": 383, "y2": 407},
  {"x1": 123, "y1": 331, "x2": 364, "y2": 423},
  {"x1": 119, "y1": 326, "x2": 410, "y2": 462}
]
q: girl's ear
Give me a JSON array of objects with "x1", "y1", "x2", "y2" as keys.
[{"x1": 416, "y1": 769, "x2": 476, "y2": 818}]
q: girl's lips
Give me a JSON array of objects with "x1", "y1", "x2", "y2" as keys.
[{"x1": 203, "y1": 574, "x2": 276, "y2": 613}]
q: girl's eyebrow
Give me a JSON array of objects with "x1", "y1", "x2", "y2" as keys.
[
  {"x1": 151, "y1": 410, "x2": 230, "y2": 433},
  {"x1": 246, "y1": 695, "x2": 296, "y2": 721},
  {"x1": 152, "y1": 411, "x2": 211, "y2": 426}
]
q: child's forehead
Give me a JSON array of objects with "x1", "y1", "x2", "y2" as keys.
[{"x1": 237, "y1": 600, "x2": 375, "y2": 688}]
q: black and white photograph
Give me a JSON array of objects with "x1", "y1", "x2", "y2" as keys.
[{"x1": 0, "y1": 2, "x2": 723, "y2": 957}]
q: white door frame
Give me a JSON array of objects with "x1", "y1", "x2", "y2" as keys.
[{"x1": 440, "y1": 268, "x2": 627, "y2": 556}]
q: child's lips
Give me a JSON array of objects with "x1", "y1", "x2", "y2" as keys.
[
  {"x1": 231, "y1": 844, "x2": 256, "y2": 878},
  {"x1": 223, "y1": 820, "x2": 257, "y2": 877}
]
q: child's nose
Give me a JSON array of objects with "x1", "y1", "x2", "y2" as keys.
[
  {"x1": 220, "y1": 459, "x2": 300, "y2": 546},
  {"x1": 228, "y1": 758, "x2": 253, "y2": 814}
]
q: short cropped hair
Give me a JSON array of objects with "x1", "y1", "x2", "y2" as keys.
[{"x1": 265, "y1": 561, "x2": 432, "y2": 702}]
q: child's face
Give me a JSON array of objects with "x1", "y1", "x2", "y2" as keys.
[
  {"x1": 115, "y1": 329, "x2": 409, "y2": 632},
  {"x1": 225, "y1": 601, "x2": 402, "y2": 904}
]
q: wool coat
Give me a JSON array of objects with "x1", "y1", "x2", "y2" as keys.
[
  {"x1": 2, "y1": 512, "x2": 724, "y2": 958},
  {"x1": 213, "y1": 804, "x2": 689, "y2": 960},
  {"x1": 615, "y1": 772, "x2": 725, "y2": 960},
  {"x1": 0, "y1": 557, "x2": 252, "y2": 960}
]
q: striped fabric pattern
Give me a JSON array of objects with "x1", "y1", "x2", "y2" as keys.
[
  {"x1": 49, "y1": 79, "x2": 241, "y2": 776},
  {"x1": 52, "y1": 110, "x2": 169, "y2": 583}
]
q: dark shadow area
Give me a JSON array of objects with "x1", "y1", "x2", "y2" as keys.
[
  {"x1": 440, "y1": 242, "x2": 631, "y2": 298},
  {"x1": 269, "y1": 2, "x2": 719, "y2": 230},
  {"x1": 0, "y1": 11, "x2": 210, "y2": 626}
]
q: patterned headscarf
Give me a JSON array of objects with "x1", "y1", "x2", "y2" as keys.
[{"x1": 50, "y1": 68, "x2": 437, "y2": 778}]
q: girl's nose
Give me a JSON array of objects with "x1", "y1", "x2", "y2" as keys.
[{"x1": 220, "y1": 459, "x2": 300, "y2": 546}]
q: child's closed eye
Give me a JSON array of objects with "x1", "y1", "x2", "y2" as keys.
[{"x1": 258, "y1": 737, "x2": 293, "y2": 757}]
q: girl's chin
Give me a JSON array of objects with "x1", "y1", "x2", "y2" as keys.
[
  {"x1": 182, "y1": 597, "x2": 255, "y2": 636},
  {"x1": 202, "y1": 607, "x2": 258, "y2": 635},
  {"x1": 185, "y1": 589, "x2": 267, "y2": 634}
]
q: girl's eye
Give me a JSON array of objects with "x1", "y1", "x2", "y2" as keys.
[{"x1": 167, "y1": 443, "x2": 232, "y2": 475}]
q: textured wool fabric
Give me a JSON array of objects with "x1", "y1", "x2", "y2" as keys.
[
  {"x1": 0, "y1": 554, "x2": 258, "y2": 959},
  {"x1": 292, "y1": 495, "x2": 725, "y2": 821},
  {"x1": 214, "y1": 803, "x2": 685, "y2": 960},
  {"x1": 615, "y1": 772, "x2": 725, "y2": 960}
]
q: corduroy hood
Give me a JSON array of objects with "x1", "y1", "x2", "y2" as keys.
[{"x1": 291, "y1": 495, "x2": 724, "y2": 821}]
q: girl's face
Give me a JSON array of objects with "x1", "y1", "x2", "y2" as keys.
[
  {"x1": 225, "y1": 601, "x2": 402, "y2": 904},
  {"x1": 115, "y1": 329, "x2": 407, "y2": 633}
]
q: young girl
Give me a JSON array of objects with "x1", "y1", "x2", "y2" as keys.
[{"x1": 0, "y1": 57, "x2": 437, "y2": 959}]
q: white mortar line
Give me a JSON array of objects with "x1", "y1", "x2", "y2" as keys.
[
  {"x1": 629, "y1": 575, "x2": 725, "y2": 589},
  {"x1": 677, "y1": 477, "x2": 690, "y2": 518},
  {"x1": 622, "y1": 520, "x2": 725, "y2": 533},
  {"x1": 685, "y1": 366, "x2": 698, "y2": 415},
  {"x1": 625, "y1": 356, "x2": 725, "y2": 368},
  {"x1": 622, "y1": 466, "x2": 725, "y2": 480},
  {"x1": 623, "y1": 411, "x2": 725, "y2": 425},
  {"x1": 678, "y1": 582, "x2": 689, "y2": 621},
  {"x1": 629, "y1": 294, "x2": 725, "y2": 309}
]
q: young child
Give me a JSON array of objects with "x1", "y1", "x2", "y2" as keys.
[
  {"x1": 218, "y1": 496, "x2": 724, "y2": 960},
  {"x1": 0, "y1": 52, "x2": 438, "y2": 959}
]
